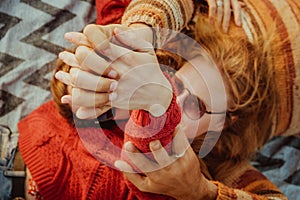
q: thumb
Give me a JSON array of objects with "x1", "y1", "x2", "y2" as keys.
[
  {"x1": 113, "y1": 27, "x2": 153, "y2": 51},
  {"x1": 172, "y1": 125, "x2": 190, "y2": 156},
  {"x1": 76, "y1": 106, "x2": 111, "y2": 119}
]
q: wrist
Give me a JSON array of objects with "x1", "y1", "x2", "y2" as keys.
[
  {"x1": 204, "y1": 180, "x2": 218, "y2": 200},
  {"x1": 148, "y1": 81, "x2": 173, "y2": 117},
  {"x1": 179, "y1": 179, "x2": 218, "y2": 200}
]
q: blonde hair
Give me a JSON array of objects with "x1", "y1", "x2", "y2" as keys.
[
  {"x1": 192, "y1": 16, "x2": 279, "y2": 168},
  {"x1": 50, "y1": 58, "x2": 73, "y2": 124}
]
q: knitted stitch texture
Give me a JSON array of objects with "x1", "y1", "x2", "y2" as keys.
[
  {"x1": 121, "y1": 0, "x2": 194, "y2": 47},
  {"x1": 18, "y1": 92, "x2": 181, "y2": 199}
]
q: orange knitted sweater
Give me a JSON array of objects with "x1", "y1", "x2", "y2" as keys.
[{"x1": 18, "y1": 94, "x2": 181, "y2": 199}]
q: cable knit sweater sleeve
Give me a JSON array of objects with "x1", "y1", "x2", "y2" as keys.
[
  {"x1": 122, "y1": 75, "x2": 181, "y2": 200},
  {"x1": 121, "y1": 0, "x2": 194, "y2": 47},
  {"x1": 124, "y1": 75, "x2": 181, "y2": 159},
  {"x1": 209, "y1": 160, "x2": 288, "y2": 200},
  {"x1": 124, "y1": 92, "x2": 180, "y2": 157}
]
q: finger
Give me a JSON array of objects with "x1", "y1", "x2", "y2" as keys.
[
  {"x1": 239, "y1": 1, "x2": 246, "y2": 7},
  {"x1": 75, "y1": 45, "x2": 117, "y2": 77},
  {"x1": 83, "y1": 24, "x2": 124, "y2": 52},
  {"x1": 76, "y1": 105, "x2": 111, "y2": 119},
  {"x1": 149, "y1": 140, "x2": 172, "y2": 167},
  {"x1": 64, "y1": 32, "x2": 91, "y2": 47},
  {"x1": 114, "y1": 160, "x2": 150, "y2": 192},
  {"x1": 104, "y1": 42, "x2": 154, "y2": 72},
  {"x1": 114, "y1": 160, "x2": 135, "y2": 173},
  {"x1": 59, "y1": 51, "x2": 80, "y2": 68},
  {"x1": 61, "y1": 95, "x2": 80, "y2": 113},
  {"x1": 114, "y1": 27, "x2": 153, "y2": 51},
  {"x1": 123, "y1": 141, "x2": 158, "y2": 173},
  {"x1": 222, "y1": 0, "x2": 231, "y2": 32},
  {"x1": 231, "y1": 0, "x2": 242, "y2": 26},
  {"x1": 207, "y1": 0, "x2": 217, "y2": 24},
  {"x1": 172, "y1": 126, "x2": 190, "y2": 156},
  {"x1": 55, "y1": 71, "x2": 74, "y2": 87},
  {"x1": 69, "y1": 68, "x2": 118, "y2": 92},
  {"x1": 83, "y1": 24, "x2": 111, "y2": 51},
  {"x1": 71, "y1": 87, "x2": 110, "y2": 107},
  {"x1": 61, "y1": 95, "x2": 72, "y2": 104},
  {"x1": 216, "y1": 1, "x2": 224, "y2": 25},
  {"x1": 101, "y1": 42, "x2": 132, "y2": 66}
]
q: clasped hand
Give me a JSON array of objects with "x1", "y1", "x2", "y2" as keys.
[
  {"x1": 56, "y1": 23, "x2": 217, "y2": 199},
  {"x1": 56, "y1": 24, "x2": 173, "y2": 118}
]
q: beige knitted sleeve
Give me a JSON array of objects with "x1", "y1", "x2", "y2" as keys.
[{"x1": 121, "y1": 0, "x2": 194, "y2": 47}]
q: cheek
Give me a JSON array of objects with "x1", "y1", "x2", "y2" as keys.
[{"x1": 180, "y1": 115, "x2": 211, "y2": 139}]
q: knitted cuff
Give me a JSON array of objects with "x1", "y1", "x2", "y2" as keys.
[
  {"x1": 211, "y1": 181, "x2": 238, "y2": 200},
  {"x1": 124, "y1": 74, "x2": 181, "y2": 157},
  {"x1": 121, "y1": 0, "x2": 194, "y2": 48}
]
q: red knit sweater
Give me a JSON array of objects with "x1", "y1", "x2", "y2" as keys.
[
  {"x1": 19, "y1": 1, "x2": 181, "y2": 199},
  {"x1": 18, "y1": 92, "x2": 180, "y2": 200},
  {"x1": 96, "y1": 0, "x2": 131, "y2": 25}
]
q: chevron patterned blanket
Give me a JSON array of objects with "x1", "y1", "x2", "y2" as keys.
[{"x1": 0, "y1": 0, "x2": 299, "y2": 199}]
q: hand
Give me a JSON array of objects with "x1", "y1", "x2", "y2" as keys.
[
  {"x1": 56, "y1": 23, "x2": 154, "y2": 118},
  {"x1": 64, "y1": 23, "x2": 154, "y2": 51},
  {"x1": 207, "y1": 0, "x2": 245, "y2": 32},
  {"x1": 57, "y1": 26, "x2": 173, "y2": 118},
  {"x1": 114, "y1": 127, "x2": 218, "y2": 200}
]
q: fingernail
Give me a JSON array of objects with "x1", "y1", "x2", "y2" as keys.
[
  {"x1": 110, "y1": 81, "x2": 118, "y2": 91},
  {"x1": 114, "y1": 27, "x2": 122, "y2": 34},
  {"x1": 58, "y1": 52, "x2": 65, "y2": 60},
  {"x1": 115, "y1": 27, "x2": 125, "y2": 36},
  {"x1": 55, "y1": 71, "x2": 63, "y2": 80},
  {"x1": 61, "y1": 95, "x2": 71, "y2": 104},
  {"x1": 114, "y1": 160, "x2": 123, "y2": 170},
  {"x1": 109, "y1": 92, "x2": 117, "y2": 101},
  {"x1": 124, "y1": 141, "x2": 135, "y2": 152},
  {"x1": 65, "y1": 33, "x2": 72, "y2": 41},
  {"x1": 150, "y1": 140, "x2": 161, "y2": 151},
  {"x1": 114, "y1": 160, "x2": 132, "y2": 172},
  {"x1": 108, "y1": 70, "x2": 118, "y2": 78}
]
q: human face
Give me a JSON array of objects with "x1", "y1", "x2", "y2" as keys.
[{"x1": 175, "y1": 56, "x2": 228, "y2": 139}]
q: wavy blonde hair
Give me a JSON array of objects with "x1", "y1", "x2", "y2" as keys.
[
  {"x1": 50, "y1": 58, "x2": 73, "y2": 124},
  {"x1": 190, "y1": 16, "x2": 279, "y2": 170}
]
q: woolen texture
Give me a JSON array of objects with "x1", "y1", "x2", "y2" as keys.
[{"x1": 18, "y1": 93, "x2": 181, "y2": 199}]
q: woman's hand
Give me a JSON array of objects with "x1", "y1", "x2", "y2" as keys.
[
  {"x1": 114, "y1": 127, "x2": 218, "y2": 200},
  {"x1": 64, "y1": 23, "x2": 154, "y2": 51},
  {"x1": 207, "y1": 0, "x2": 245, "y2": 32},
  {"x1": 56, "y1": 26, "x2": 173, "y2": 118}
]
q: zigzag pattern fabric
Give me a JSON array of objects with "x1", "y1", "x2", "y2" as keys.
[{"x1": 0, "y1": 0, "x2": 96, "y2": 132}]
